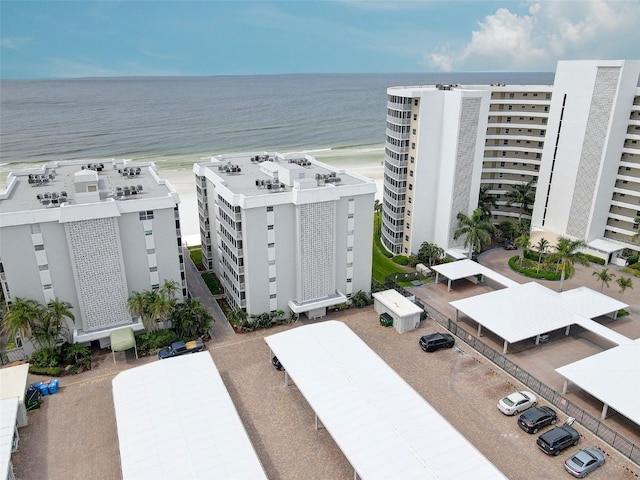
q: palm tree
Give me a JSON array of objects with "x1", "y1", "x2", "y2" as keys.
[
  {"x1": 498, "y1": 220, "x2": 516, "y2": 244},
  {"x1": 127, "y1": 291, "x2": 152, "y2": 329},
  {"x1": 547, "y1": 237, "x2": 591, "y2": 292},
  {"x1": 35, "y1": 298, "x2": 75, "y2": 349},
  {"x1": 534, "y1": 237, "x2": 550, "y2": 273},
  {"x1": 1, "y1": 297, "x2": 43, "y2": 343},
  {"x1": 506, "y1": 180, "x2": 536, "y2": 220},
  {"x1": 515, "y1": 233, "x2": 530, "y2": 267},
  {"x1": 159, "y1": 279, "x2": 179, "y2": 302},
  {"x1": 454, "y1": 208, "x2": 496, "y2": 259},
  {"x1": 478, "y1": 186, "x2": 496, "y2": 220},
  {"x1": 170, "y1": 298, "x2": 213, "y2": 339},
  {"x1": 418, "y1": 242, "x2": 444, "y2": 267},
  {"x1": 616, "y1": 276, "x2": 633, "y2": 298},
  {"x1": 592, "y1": 268, "x2": 616, "y2": 292}
]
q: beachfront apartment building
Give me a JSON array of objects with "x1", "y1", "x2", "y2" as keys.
[
  {"x1": 194, "y1": 152, "x2": 376, "y2": 319},
  {"x1": 0, "y1": 159, "x2": 186, "y2": 349},
  {"x1": 382, "y1": 59, "x2": 640, "y2": 265}
]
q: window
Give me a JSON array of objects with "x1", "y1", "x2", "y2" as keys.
[
  {"x1": 412, "y1": 129, "x2": 416, "y2": 135},
  {"x1": 35, "y1": 244, "x2": 44, "y2": 251},
  {"x1": 406, "y1": 223, "x2": 410, "y2": 229},
  {"x1": 506, "y1": 117, "x2": 511, "y2": 122},
  {"x1": 269, "y1": 277, "x2": 276, "y2": 282},
  {"x1": 500, "y1": 162, "x2": 505, "y2": 167},
  {"x1": 502, "y1": 151, "x2": 507, "y2": 156},
  {"x1": 408, "y1": 197, "x2": 412, "y2": 204},
  {"x1": 267, "y1": 206, "x2": 273, "y2": 212},
  {"x1": 408, "y1": 184, "x2": 413, "y2": 191},
  {"x1": 405, "y1": 235, "x2": 409, "y2": 241},
  {"x1": 268, "y1": 260, "x2": 276, "y2": 265},
  {"x1": 347, "y1": 246, "x2": 353, "y2": 252},
  {"x1": 267, "y1": 225, "x2": 274, "y2": 230},
  {"x1": 268, "y1": 242, "x2": 275, "y2": 248},
  {"x1": 347, "y1": 262, "x2": 353, "y2": 268},
  {"x1": 31, "y1": 224, "x2": 41, "y2": 234},
  {"x1": 411, "y1": 143, "x2": 415, "y2": 149},
  {"x1": 499, "y1": 173, "x2": 504, "y2": 178},
  {"x1": 414, "y1": 99, "x2": 419, "y2": 106},
  {"x1": 43, "y1": 284, "x2": 52, "y2": 290},
  {"x1": 346, "y1": 278, "x2": 352, "y2": 283},
  {"x1": 139, "y1": 210, "x2": 154, "y2": 220},
  {"x1": 413, "y1": 114, "x2": 417, "y2": 120},
  {"x1": 409, "y1": 171, "x2": 413, "y2": 177},
  {"x1": 270, "y1": 294, "x2": 277, "y2": 299},
  {"x1": 508, "y1": 105, "x2": 512, "y2": 111},
  {"x1": 410, "y1": 157, "x2": 415, "y2": 163},
  {"x1": 150, "y1": 266, "x2": 158, "y2": 272},
  {"x1": 348, "y1": 213, "x2": 354, "y2": 218},
  {"x1": 147, "y1": 248, "x2": 155, "y2": 254},
  {"x1": 145, "y1": 230, "x2": 153, "y2": 236},
  {"x1": 39, "y1": 264, "x2": 48, "y2": 271}
]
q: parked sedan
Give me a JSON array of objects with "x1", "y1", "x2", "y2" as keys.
[
  {"x1": 518, "y1": 406, "x2": 558, "y2": 433},
  {"x1": 158, "y1": 339, "x2": 205, "y2": 359},
  {"x1": 419, "y1": 333, "x2": 455, "y2": 352},
  {"x1": 497, "y1": 391, "x2": 537, "y2": 415},
  {"x1": 564, "y1": 448, "x2": 605, "y2": 478}
]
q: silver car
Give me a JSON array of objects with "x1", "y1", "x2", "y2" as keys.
[{"x1": 564, "y1": 448, "x2": 605, "y2": 478}]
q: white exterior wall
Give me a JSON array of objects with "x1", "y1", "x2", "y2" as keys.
[
  {"x1": 401, "y1": 88, "x2": 488, "y2": 253},
  {"x1": 0, "y1": 160, "x2": 184, "y2": 344},
  {"x1": 532, "y1": 60, "x2": 640, "y2": 242},
  {"x1": 195, "y1": 153, "x2": 375, "y2": 318}
]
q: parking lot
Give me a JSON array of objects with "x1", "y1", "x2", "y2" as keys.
[{"x1": 11, "y1": 248, "x2": 640, "y2": 479}]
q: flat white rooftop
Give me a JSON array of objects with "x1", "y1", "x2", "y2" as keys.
[
  {"x1": 0, "y1": 397, "x2": 18, "y2": 480},
  {"x1": 560, "y1": 286, "x2": 628, "y2": 319},
  {"x1": 556, "y1": 339, "x2": 640, "y2": 426},
  {"x1": 372, "y1": 289, "x2": 423, "y2": 317},
  {"x1": 265, "y1": 321, "x2": 506, "y2": 480},
  {"x1": 0, "y1": 159, "x2": 178, "y2": 215},
  {"x1": 431, "y1": 259, "x2": 519, "y2": 289},
  {"x1": 194, "y1": 151, "x2": 376, "y2": 199},
  {"x1": 112, "y1": 352, "x2": 267, "y2": 480}
]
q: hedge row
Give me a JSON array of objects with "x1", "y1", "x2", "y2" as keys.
[{"x1": 508, "y1": 255, "x2": 562, "y2": 280}]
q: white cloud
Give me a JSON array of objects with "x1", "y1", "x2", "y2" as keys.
[
  {"x1": 425, "y1": 0, "x2": 640, "y2": 71},
  {"x1": 1, "y1": 37, "x2": 31, "y2": 49}
]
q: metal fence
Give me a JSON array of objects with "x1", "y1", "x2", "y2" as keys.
[
  {"x1": 0, "y1": 346, "x2": 26, "y2": 365},
  {"x1": 417, "y1": 295, "x2": 640, "y2": 466}
]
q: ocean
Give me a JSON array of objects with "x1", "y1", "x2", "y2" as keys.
[{"x1": 0, "y1": 71, "x2": 555, "y2": 176}]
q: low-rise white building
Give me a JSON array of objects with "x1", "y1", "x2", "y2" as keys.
[
  {"x1": 0, "y1": 159, "x2": 186, "y2": 347},
  {"x1": 194, "y1": 152, "x2": 376, "y2": 319}
]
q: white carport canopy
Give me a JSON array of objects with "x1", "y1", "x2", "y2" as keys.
[
  {"x1": 560, "y1": 286, "x2": 628, "y2": 319},
  {"x1": 265, "y1": 321, "x2": 507, "y2": 480},
  {"x1": 450, "y1": 282, "x2": 633, "y2": 354},
  {"x1": 372, "y1": 289, "x2": 423, "y2": 316},
  {"x1": 0, "y1": 397, "x2": 19, "y2": 480},
  {"x1": 557, "y1": 339, "x2": 640, "y2": 423},
  {"x1": 0, "y1": 363, "x2": 29, "y2": 427},
  {"x1": 431, "y1": 259, "x2": 519, "y2": 291},
  {"x1": 112, "y1": 352, "x2": 267, "y2": 480},
  {"x1": 450, "y1": 282, "x2": 581, "y2": 353}
]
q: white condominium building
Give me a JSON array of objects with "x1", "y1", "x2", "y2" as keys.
[
  {"x1": 383, "y1": 60, "x2": 640, "y2": 264},
  {"x1": 194, "y1": 152, "x2": 376, "y2": 319},
  {"x1": 0, "y1": 159, "x2": 186, "y2": 347}
]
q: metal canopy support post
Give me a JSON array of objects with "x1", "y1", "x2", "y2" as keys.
[
  {"x1": 284, "y1": 371, "x2": 289, "y2": 387},
  {"x1": 455, "y1": 309, "x2": 459, "y2": 322},
  {"x1": 354, "y1": 469, "x2": 358, "y2": 480},
  {"x1": 565, "y1": 325, "x2": 571, "y2": 335},
  {"x1": 601, "y1": 404, "x2": 609, "y2": 421},
  {"x1": 503, "y1": 340, "x2": 508, "y2": 354},
  {"x1": 535, "y1": 334, "x2": 540, "y2": 345},
  {"x1": 435, "y1": 272, "x2": 440, "y2": 285},
  {"x1": 562, "y1": 379, "x2": 569, "y2": 394},
  {"x1": 447, "y1": 278, "x2": 452, "y2": 292},
  {"x1": 477, "y1": 324, "x2": 482, "y2": 337}
]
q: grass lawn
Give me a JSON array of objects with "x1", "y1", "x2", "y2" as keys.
[
  {"x1": 201, "y1": 272, "x2": 223, "y2": 295},
  {"x1": 372, "y1": 213, "x2": 411, "y2": 283},
  {"x1": 188, "y1": 245, "x2": 202, "y2": 268}
]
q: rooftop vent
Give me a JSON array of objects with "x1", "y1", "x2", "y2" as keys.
[
  {"x1": 36, "y1": 191, "x2": 68, "y2": 207},
  {"x1": 315, "y1": 172, "x2": 342, "y2": 185},
  {"x1": 117, "y1": 166, "x2": 141, "y2": 177},
  {"x1": 288, "y1": 158, "x2": 311, "y2": 167}
]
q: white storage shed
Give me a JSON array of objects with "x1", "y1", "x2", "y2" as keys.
[
  {"x1": 372, "y1": 289, "x2": 423, "y2": 333},
  {"x1": 0, "y1": 363, "x2": 30, "y2": 428}
]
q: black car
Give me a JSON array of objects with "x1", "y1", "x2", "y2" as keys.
[
  {"x1": 271, "y1": 356, "x2": 284, "y2": 371},
  {"x1": 419, "y1": 333, "x2": 455, "y2": 352},
  {"x1": 537, "y1": 424, "x2": 580, "y2": 455},
  {"x1": 158, "y1": 339, "x2": 205, "y2": 359},
  {"x1": 518, "y1": 406, "x2": 558, "y2": 434}
]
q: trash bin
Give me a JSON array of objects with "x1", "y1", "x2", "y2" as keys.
[
  {"x1": 38, "y1": 380, "x2": 51, "y2": 396},
  {"x1": 48, "y1": 379, "x2": 59, "y2": 395}
]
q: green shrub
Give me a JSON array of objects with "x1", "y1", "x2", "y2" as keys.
[
  {"x1": 392, "y1": 255, "x2": 409, "y2": 266},
  {"x1": 136, "y1": 329, "x2": 181, "y2": 356},
  {"x1": 30, "y1": 348, "x2": 61, "y2": 368},
  {"x1": 351, "y1": 290, "x2": 371, "y2": 308},
  {"x1": 584, "y1": 254, "x2": 606, "y2": 265},
  {"x1": 508, "y1": 256, "x2": 561, "y2": 280},
  {"x1": 618, "y1": 309, "x2": 629, "y2": 317},
  {"x1": 201, "y1": 272, "x2": 223, "y2": 294},
  {"x1": 628, "y1": 262, "x2": 640, "y2": 271},
  {"x1": 625, "y1": 254, "x2": 638, "y2": 266},
  {"x1": 28, "y1": 365, "x2": 62, "y2": 376},
  {"x1": 189, "y1": 247, "x2": 203, "y2": 268}
]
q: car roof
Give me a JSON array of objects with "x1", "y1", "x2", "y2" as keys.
[
  {"x1": 541, "y1": 425, "x2": 577, "y2": 440},
  {"x1": 573, "y1": 448, "x2": 604, "y2": 462},
  {"x1": 171, "y1": 341, "x2": 186, "y2": 348},
  {"x1": 521, "y1": 407, "x2": 547, "y2": 421},
  {"x1": 423, "y1": 333, "x2": 447, "y2": 340}
]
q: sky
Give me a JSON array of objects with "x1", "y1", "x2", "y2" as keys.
[{"x1": 1, "y1": 0, "x2": 639, "y2": 79}]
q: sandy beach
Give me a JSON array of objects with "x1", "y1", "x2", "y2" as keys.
[{"x1": 159, "y1": 158, "x2": 384, "y2": 247}]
